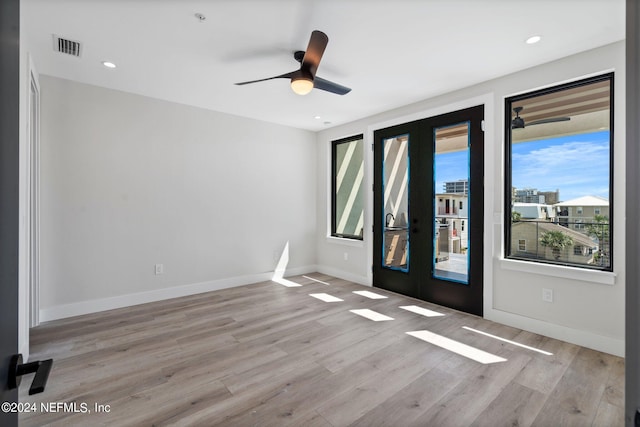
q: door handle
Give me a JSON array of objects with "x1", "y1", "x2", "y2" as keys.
[{"x1": 8, "y1": 354, "x2": 53, "y2": 395}]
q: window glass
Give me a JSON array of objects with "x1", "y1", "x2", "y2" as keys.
[
  {"x1": 332, "y1": 135, "x2": 364, "y2": 239},
  {"x1": 506, "y1": 74, "x2": 612, "y2": 271}
]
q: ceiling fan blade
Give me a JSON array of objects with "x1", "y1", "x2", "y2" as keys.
[
  {"x1": 314, "y1": 76, "x2": 351, "y2": 95},
  {"x1": 235, "y1": 71, "x2": 295, "y2": 86},
  {"x1": 301, "y1": 30, "x2": 328, "y2": 76},
  {"x1": 527, "y1": 117, "x2": 571, "y2": 126}
]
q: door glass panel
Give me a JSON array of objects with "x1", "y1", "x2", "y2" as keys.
[
  {"x1": 382, "y1": 134, "x2": 409, "y2": 272},
  {"x1": 433, "y1": 122, "x2": 470, "y2": 284}
]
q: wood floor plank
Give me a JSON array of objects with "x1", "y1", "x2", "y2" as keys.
[
  {"x1": 469, "y1": 381, "x2": 548, "y2": 427},
  {"x1": 349, "y1": 367, "x2": 460, "y2": 427},
  {"x1": 19, "y1": 274, "x2": 624, "y2": 427},
  {"x1": 532, "y1": 347, "x2": 616, "y2": 426},
  {"x1": 411, "y1": 352, "x2": 531, "y2": 426},
  {"x1": 316, "y1": 344, "x2": 452, "y2": 426}
]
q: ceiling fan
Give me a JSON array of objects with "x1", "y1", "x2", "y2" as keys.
[
  {"x1": 234, "y1": 30, "x2": 351, "y2": 96},
  {"x1": 511, "y1": 106, "x2": 570, "y2": 129}
]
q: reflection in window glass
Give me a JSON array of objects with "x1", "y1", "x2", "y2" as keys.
[
  {"x1": 382, "y1": 135, "x2": 409, "y2": 271},
  {"x1": 332, "y1": 135, "x2": 364, "y2": 239},
  {"x1": 506, "y1": 74, "x2": 613, "y2": 270}
]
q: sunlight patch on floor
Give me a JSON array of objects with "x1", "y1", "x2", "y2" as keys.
[
  {"x1": 350, "y1": 309, "x2": 394, "y2": 321},
  {"x1": 399, "y1": 305, "x2": 445, "y2": 317},
  {"x1": 352, "y1": 290, "x2": 388, "y2": 299},
  {"x1": 406, "y1": 330, "x2": 507, "y2": 364},
  {"x1": 271, "y1": 241, "x2": 302, "y2": 287},
  {"x1": 462, "y1": 326, "x2": 553, "y2": 356},
  {"x1": 303, "y1": 275, "x2": 331, "y2": 285},
  {"x1": 272, "y1": 278, "x2": 303, "y2": 287},
  {"x1": 309, "y1": 293, "x2": 344, "y2": 303}
]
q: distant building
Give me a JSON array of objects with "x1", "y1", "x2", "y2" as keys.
[
  {"x1": 443, "y1": 179, "x2": 468, "y2": 194},
  {"x1": 513, "y1": 203, "x2": 556, "y2": 220},
  {"x1": 511, "y1": 221, "x2": 598, "y2": 265},
  {"x1": 554, "y1": 195, "x2": 610, "y2": 231},
  {"x1": 435, "y1": 192, "x2": 468, "y2": 255},
  {"x1": 514, "y1": 188, "x2": 545, "y2": 204},
  {"x1": 539, "y1": 189, "x2": 560, "y2": 205}
]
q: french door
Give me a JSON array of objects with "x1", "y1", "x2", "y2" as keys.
[
  {"x1": 373, "y1": 106, "x2": 484, "y2": 316},
  {"x1": 1, "y1": 0, "x2": 20, "y2": 425}
]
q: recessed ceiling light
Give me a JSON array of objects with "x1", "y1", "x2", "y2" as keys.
[
  {"x1": 314, "y1": 115, "x2": 321, "y2": 120},
  {"x1": 526, "y1": 35, "x2": 541, "y2": 45},
  {"x1": 102, "y1": 61, "x2": 116, "y2": 69}
]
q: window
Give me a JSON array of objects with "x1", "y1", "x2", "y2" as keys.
[
  {"x1": 331, "y1": 135, "x2": 364, "y2": 239},
  {"x1": 518, "y1": 239, "x2": 526, "y2": 251},
  {"x1": 505, "y1": 74, "x2": 613, "y2": 271}
]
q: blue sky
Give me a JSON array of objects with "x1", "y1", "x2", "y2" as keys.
[
  {"x1": 434, "y1": 130, "x2": 610, "y2": 202},
  {"x1": 434, "y1": 150, "x2": 469, "y2": 193},
  {"x1": 511, "y1": 131, "x2": 609, "y2": 201}
]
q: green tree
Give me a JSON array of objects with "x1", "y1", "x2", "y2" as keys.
[
  {"x1": 540, "y1": 230, "x2": 574, "y2": 260},
  {"x1": 586, "y1": 214, "x2": 609, "y2": 240},
  {"x1": 511, "y1": 211, "x2": 522, "y2": 222},
  {"x1": 586, "y1": 214, "x2": 609, "y2": 266}
]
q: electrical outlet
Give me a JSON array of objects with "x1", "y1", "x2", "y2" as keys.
[
  {"x1": 344, "y1": 252, "x2": 349, "y2": 261},
  {"x1": 155, "y1": 263, "x2": 164, "y2": 275},
  {"x1": 542, "y1": 288, "x2": 553, "y2": 303}
]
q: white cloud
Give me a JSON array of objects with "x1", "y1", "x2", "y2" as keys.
[{"x1": 512, "y1": 139, "x2": 609, "y2": 200}]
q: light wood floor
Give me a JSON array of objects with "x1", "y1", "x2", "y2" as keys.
[{"x1": 20, "y1": 273, "x2": 624, "y2": 426}]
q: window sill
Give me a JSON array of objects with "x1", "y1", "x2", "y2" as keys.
[
  {"x1": 326, "y1": 236, "x2": 364, "y2": 248},
  {"x1": 499, "y1": 258, "x2": 616, "y2": 285}
]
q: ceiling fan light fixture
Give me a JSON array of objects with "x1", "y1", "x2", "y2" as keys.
[{"x1": 291, "y1": 76, "x2": 314, "y2": 95}]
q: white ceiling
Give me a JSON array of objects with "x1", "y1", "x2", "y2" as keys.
[{"x1": 22, "y1": 0, "x2": 625, "y2": 131}]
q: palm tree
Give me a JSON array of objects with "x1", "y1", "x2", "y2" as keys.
[{"x1": 539, "y1": 230, "x2": 574, "y2": 260}]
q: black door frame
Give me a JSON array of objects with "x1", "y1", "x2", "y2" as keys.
[
  {"x1": 1, "y1": 0, "x2": 21, "y2": 425},
  {"x1": 372, "y1": 105, "x2": 484, "y2": 316}
]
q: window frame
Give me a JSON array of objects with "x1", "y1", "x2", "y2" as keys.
[
  {"x1": 331, "y1": 134, "x2": 365, "y2": 240},
  {"x1": 504, "y1": 73, "x2": 614, "y2": 272}
]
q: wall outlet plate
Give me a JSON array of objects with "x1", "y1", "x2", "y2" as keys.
[{"x1": 542, "y1": 288, "x2": 553, "y2": 302}]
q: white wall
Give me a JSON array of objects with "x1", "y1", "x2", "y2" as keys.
[
  {"x1": 18, "y1": 16, "x2": 37, "y2": 360},
  {"x1": 18, "y1": 10, "x2": 29, "y2": 360},
  {"x1": 316, "y1": 41, "x2": 625, "y2": 356},
  {"x1": 39, "y1": 76, "x2": 317, "y2": 320}
]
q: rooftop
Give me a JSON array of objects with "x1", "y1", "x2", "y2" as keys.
[{"x1": 554, "y1": 195, "x2": 609, "y2": 207}]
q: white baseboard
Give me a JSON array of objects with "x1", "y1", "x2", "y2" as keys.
[
  {"x1": 39, "y1": 265, "x2": 318, "y2": 322},
  {"x1": 485, "y1": 307, "x2": 624, "y2": 357},
  {"x1": 316, "y1": 265, "x2": 370, "y2": 286},
  {"x1": 39, "y1": 265, "x2": 623, "y2": 358}
]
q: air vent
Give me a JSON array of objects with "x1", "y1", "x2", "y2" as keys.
[{"x1": 52, "y1": 35, "x2": 82, "y2": 57}]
